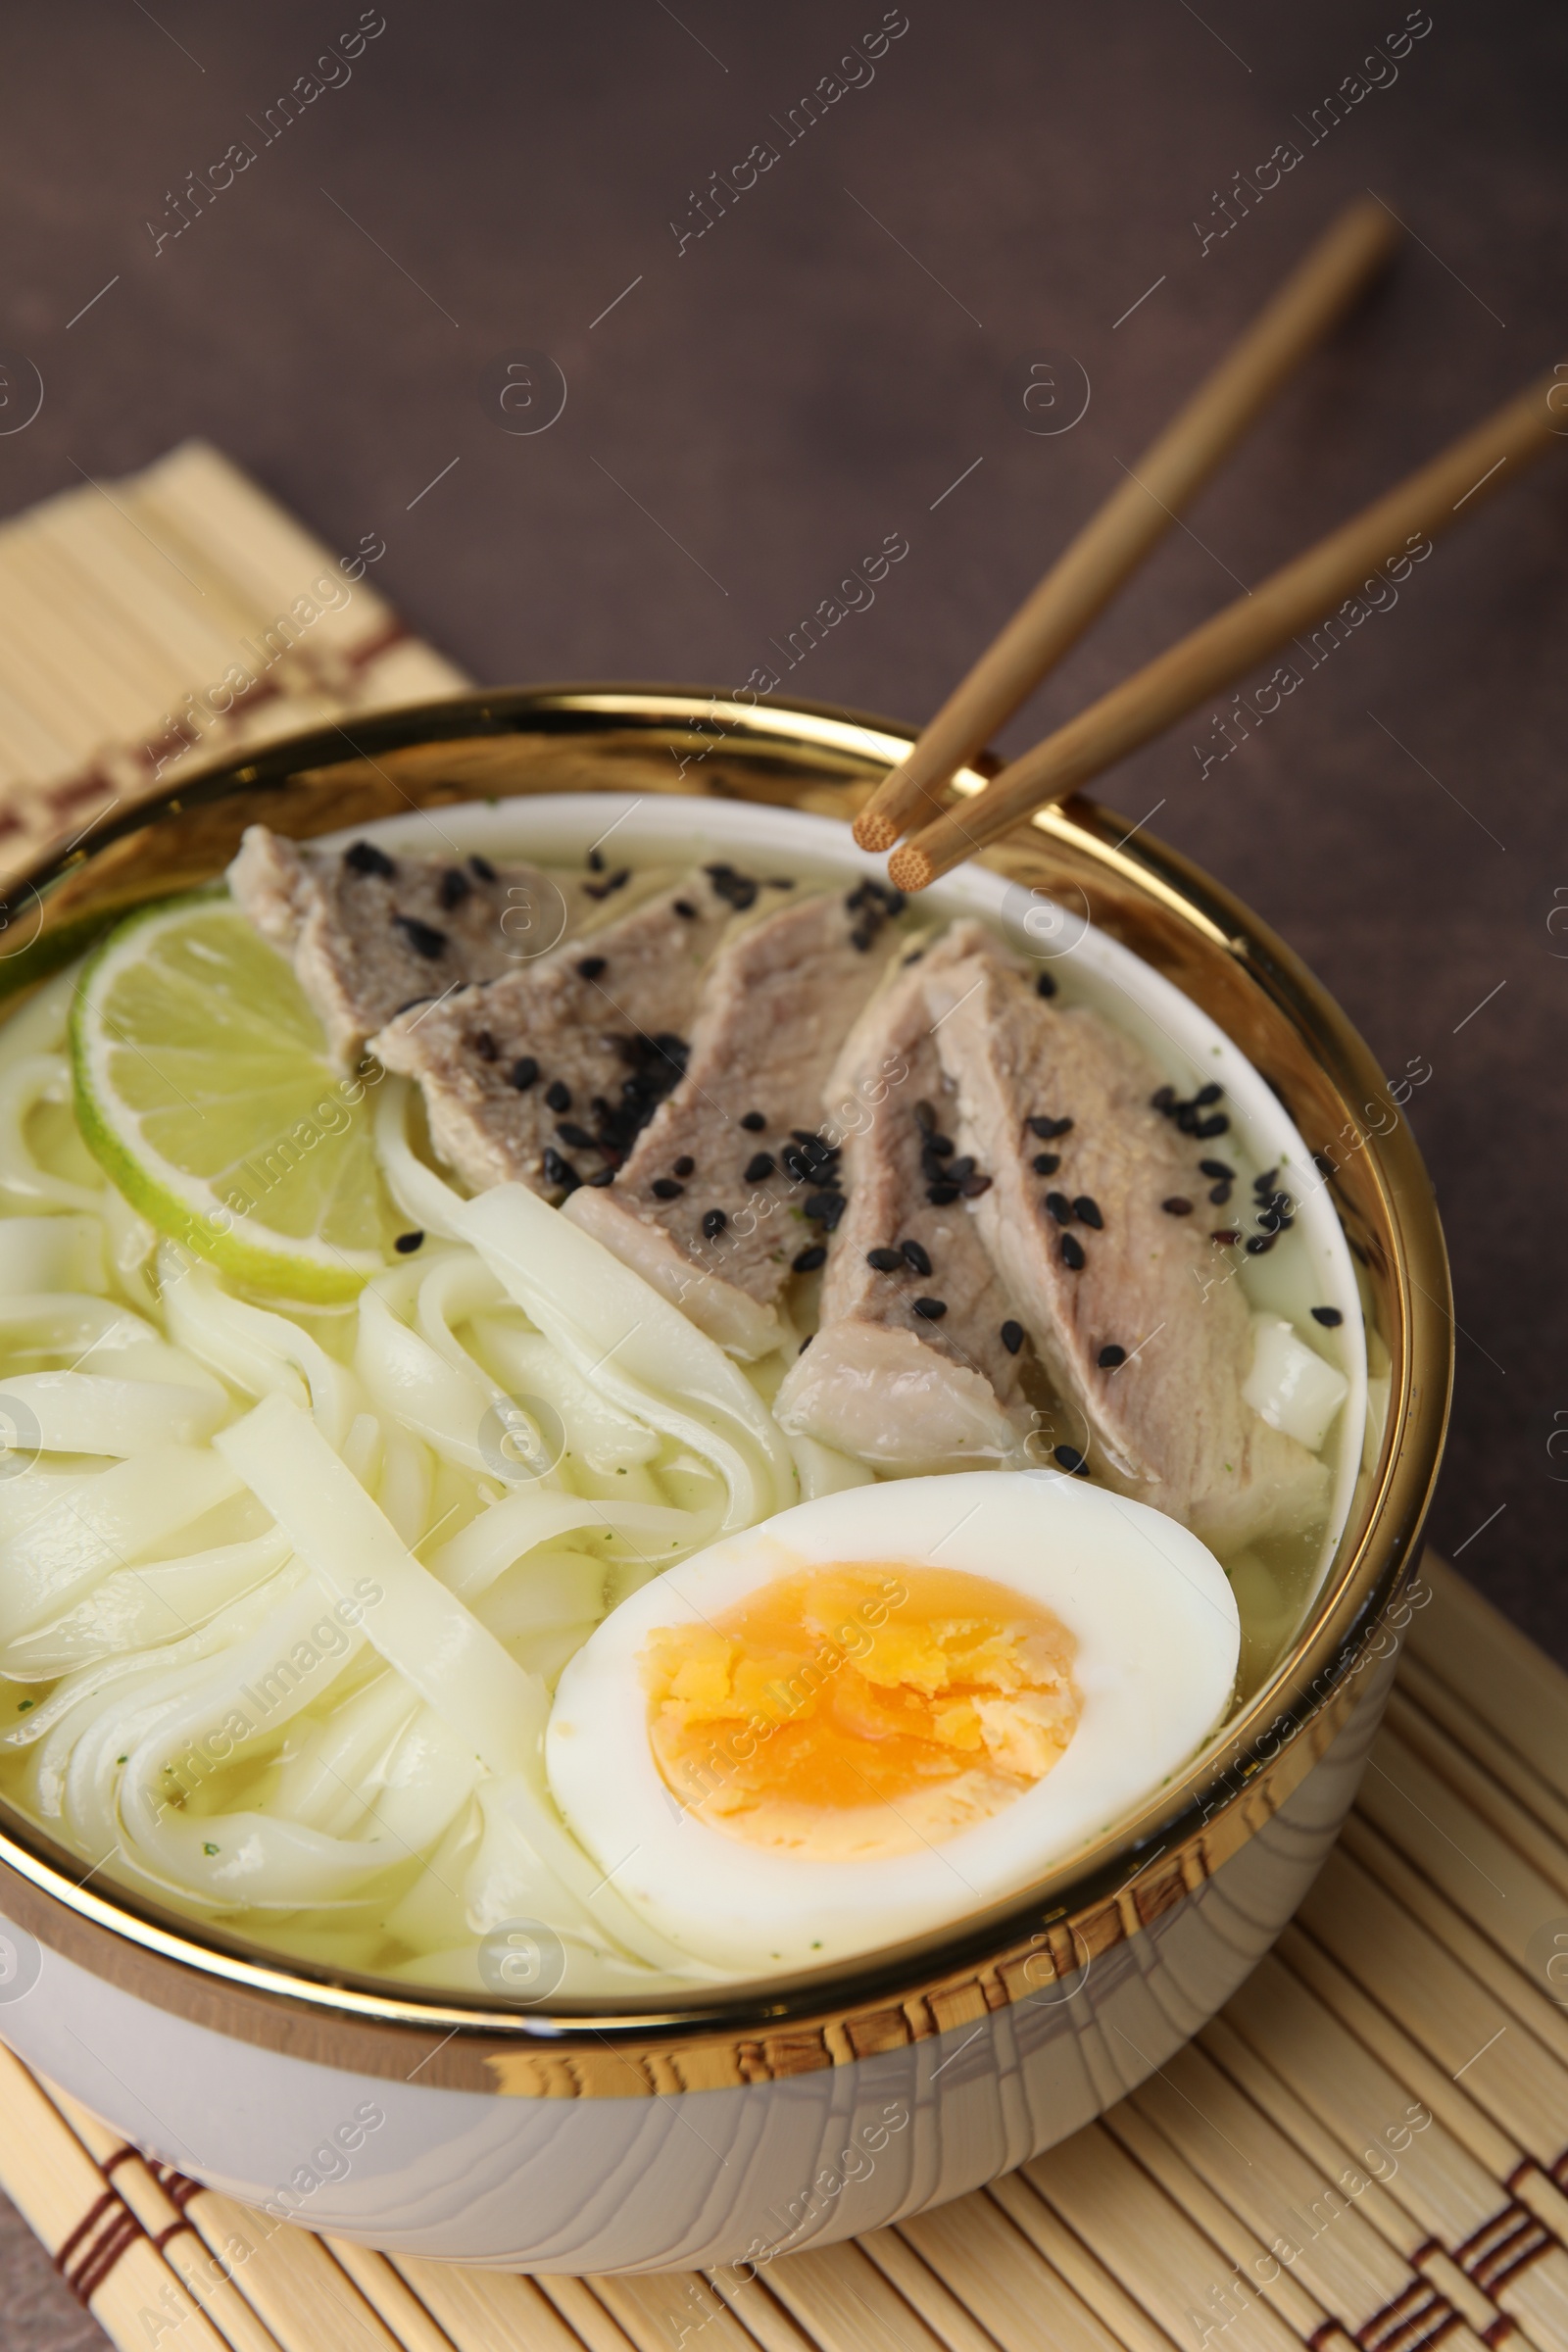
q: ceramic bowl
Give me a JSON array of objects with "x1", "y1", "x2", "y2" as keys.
[{"x1": 0, "y1": 687, "x2": 1450, "y2": 2271}]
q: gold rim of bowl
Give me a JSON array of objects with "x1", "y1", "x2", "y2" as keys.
[{"x1": 0, "y1": 686, "x2": 1452, "y2": 2097}]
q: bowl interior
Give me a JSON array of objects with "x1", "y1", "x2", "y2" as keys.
[{"x1": 0, "y1": 686, "x2": 1451, "y2": 2034}]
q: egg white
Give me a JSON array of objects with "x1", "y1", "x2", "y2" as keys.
[{"x1": 545, "y1": 1470, "x2": 1241, "y2": 1976}]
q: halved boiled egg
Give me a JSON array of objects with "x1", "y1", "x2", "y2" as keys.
[{"x1": 545, "y1": 1471, "x2": 1240, "y2": 1975}]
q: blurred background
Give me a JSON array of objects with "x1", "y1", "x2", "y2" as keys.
[{"x1": 0, "y1": 2, "x2": 1563, "y2": 2328}]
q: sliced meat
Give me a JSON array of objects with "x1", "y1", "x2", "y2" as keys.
[
  {"x1": 228, "y1": 825, "x2": 593, "y2": 1066},
  {"x1": 925, "y1": 944, "x2": 1329, "y2": 1548},
  {"x1": 369, "y1": 875, "x2": 734, "y2": 1196},
  {"x1": 774, "y1": 925, "x2": 1033, "y2": 1471},
  {"x1": 564, "y1": 885, "x2": 903, "y2": 1358}
]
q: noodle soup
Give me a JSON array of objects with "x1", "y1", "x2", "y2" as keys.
[{"x1": 0, "y1": 796, "x2": 1368, "y2": 1995}]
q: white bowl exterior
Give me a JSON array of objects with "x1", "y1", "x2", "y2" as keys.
[
  {"x1": 0, "y1": 1654, "x2": 1393, "y2": 2272},
  {"x1": 0, "y1": 784, "x2": 1388, "y2": 2268}
]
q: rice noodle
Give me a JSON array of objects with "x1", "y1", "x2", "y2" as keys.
[
  {"x1": 0, "y1": 1056, "x2": 106, "y2": 1213},
  {"x1": 0, "y1": 965, "x2": 760, "y2": 1984},
  {"x1": 459, "y1": 1183, "x2": 796, "y2": 1532}
]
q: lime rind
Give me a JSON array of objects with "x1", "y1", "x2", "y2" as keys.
[{"x1": 70, "y1": 894, "x2": 393, "y2": 1302}]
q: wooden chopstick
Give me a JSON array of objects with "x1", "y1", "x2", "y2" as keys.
[
  {"x1": 852, "y1": 197, "x2": 1400, "y2": 854},
  {"x1": 886, "y1": 367, "x2": 1567, "y2": 890}
]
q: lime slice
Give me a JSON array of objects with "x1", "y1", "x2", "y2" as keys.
[{"x1": 71, "y1": 894, "x2": 394, "y2": 1301}]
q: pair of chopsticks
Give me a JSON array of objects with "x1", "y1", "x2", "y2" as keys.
[{"x1": 855, "y1": 199, "x2": 1565, "y2": 891}]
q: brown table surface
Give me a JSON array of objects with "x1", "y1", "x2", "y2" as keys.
[{"x1": 0, "y1": 2, "x2": 1562, "y2": 2339}]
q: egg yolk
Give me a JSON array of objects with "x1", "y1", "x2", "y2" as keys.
[{"x1": 641, "y1": 1564, "x2": 1081, "y2": 1860}]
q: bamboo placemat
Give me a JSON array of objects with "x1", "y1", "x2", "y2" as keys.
[
  {"x1": 0, "y1": 454, "x2": 1565, "y2": 2351},
  {"x1": 0, "y1": 438, "x2": 468, "y2": 882},
  {"x1": 1, "y1": 1555, "x2": 1563, "y2": 2352}
]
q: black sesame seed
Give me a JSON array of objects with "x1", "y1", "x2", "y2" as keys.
[
  {"x1": 1000, "y1": 1320, "x2": 1025, "y2": 1354},
  {"x1": 740, "y1": 1110, "x2": 766, "y2": 1132},
  {"x1": 926, "y1": 1183, "x2": 960, "y2": 1206},
  {"x1": 439, "y1": 866, "x2": 472, "y2": 911},
  {"x1": 344, "y1": 840, "x2": 396, "y2": 879},
  {"x1": 557, "y1": 1123, "x2": 597, "y2": 1151},
  {"x1": 651, "y1": 1179, "x2": 684, "y2": 1200},
  {"x1": 1253, "y1": 1167, "x2": 1280, "y2": 1195},
  {"x1": 702, "y1": 1208, "x2": 728, "y2": 1239},
  {"x1": 866, "y1": 1247, "x2": 904, "y2": 1273},
  {"x1": 1310, "y1": 1305, "x2": 1344, "y2": 1328},
  {"x1": 1028, "y1": 1114, "x2": 1073, "y2": 1140},
  {"x1": 781, "y1": 1144, "x2": 810, "y2": 1182},
  {"x1": 1045, "y1": 1192, "x2": 1074, "y2": 1225},
  {"x1": 1196, "y1": 1112, "x2": 1230, "y2": 1139},
  {"x1": 1246, "y1": 1234, "x2": 1277, "y2": 1255},
  {"x1": 805, "y1": 1190, "x2": 847, "y2": 1230},
  {"x1": 744, "y1": 1152, "x2": 776, "y2": 1184},
  {"x1": 1151, "y1": 1086, "x2": 1176, "y2": 1115},
  {"x1": 673, "y1": 899, "x2": 698, "y2": 919},
  {"x1": 1059, "y1": 1233, "x2": 1086, "y2": 1271},
  {"x1": 673, "y1": 1155, "x2": 695, "y2": 1177},
  {"x1": 1161, "y1": 1197, "x2": 1193, "y2": 1217},
  {"x1": 545, "y1": 1080, "x2": 571, "y2": 1113},
  {"x1": 474, "y1": 1029, "x2": 498, "y2": 1061},
  {"x1": 469, "y1": 854, "x2": 497, "y2": 883},
  {"x1": 1200, "y1": 1159, "x2": 1234, "y2": 1181},
  {"x1": 799, "y1": 1334, "x2": 813, "y2": 1353},
  {"x1": 704, "y1": 862, "x2": 759, "y2": 910},
  {"x1": 1032, "y1": 1152, "x2": 1061, "y2": 1177},
  {"x1": 925, "y1": 1135, "x2": 955, "y2": 1158},
  {"x1": 1098, "y1": 1344, "x2": 1125, "y2": 1369},
  {"x1": 960, "y1": 1172, "x2": 993, "y2": 1198},
  {"x1": 901, "y1": 1238, "x2": 932, "y2": 1276},
  {"x1": 914, "y1": 1100, "x2": 938, "y2": 1132},
  {"x1": 1073, "y1": 1196, "x2": 1103, "y2": 1229},
  {"x1": 1036, "y1": 972, "x2": 1057, "y2": 999},
  {"x1": 793, "y1": 1246, "x2": 826, "y2": 1274},
  {"x1": 912, "y1": 1297, "x2": 948, "y2": 1320},
  {"x1": 947, "y1": 1156, "x2": 977, "y2": 1185},
  {"x1": 1054, "y1": 1445, "x2": 1086, "y2": 1473},
  {"x1": 542, "y1": 1149, "x2": 580, "y2": 1194},
  {"x1": 394, "y1": 1231, "x2": 424, "y2": 1255},
  {"x1": 392, "y1": 913, "x2": 448, "y2": 959},
  {"x1": 1208, "y1": 1182, "x2": 1233, "y2": 1205},
  {"x1": 586, "y1": 1166, "x2": 616, "y2": 1187},
  {"x1": 511, "y1": 1056, "x2": 539, "y2": 1091},
  {"x1": 576, "y1": 956, "x2": 608, "y2": 982},
  {"x1": 587, "y1": 848, "x2": 605, "y2": 873},
  {"x1": 1195, "y1": 1082, "x2": 1223, "y2": 1105}
]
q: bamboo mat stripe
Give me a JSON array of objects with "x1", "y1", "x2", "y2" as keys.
[
  {"x1": 0, "y1": 437, "x2": 469, "y2": 883},
  {"x1": 0, "y1": 449, "x2": 1563, "y2": 2352},
  {"x1": 3, "y1": 1556, "x2": 1564, "y2": 2352}
]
